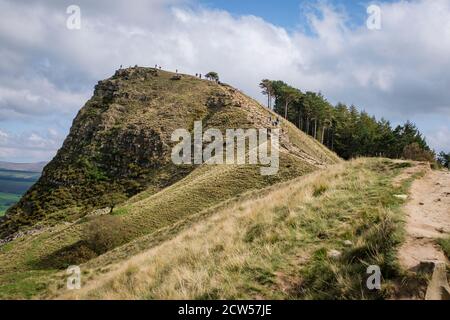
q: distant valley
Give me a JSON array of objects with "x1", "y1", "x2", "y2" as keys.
[
  {"x1": 0, "y1": 161, "x2": 46, "y2": 173},
  {"x1": 0, "y1": 162, "x2": 44, "y2": 216}
]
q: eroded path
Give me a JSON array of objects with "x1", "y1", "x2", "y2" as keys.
[{"x1": 399, "y1": 167, "x2": 450, "y2": 270}]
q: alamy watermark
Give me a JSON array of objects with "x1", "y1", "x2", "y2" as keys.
[
  {"x1": 367, "y1": 4, "x2": 382, "y2": 30},
  {"x1": 66, "y1": 265, "x2": 81, "y2": 290},
  {"x1": 66, "y1": 5, "x2": 81, "y2": 30},
  {"x1": 366, "y1": 265, "x2": 382, "y2": 290},
  {"x1": 171, "y1": 121, "x2": 280, "y2": 176}
]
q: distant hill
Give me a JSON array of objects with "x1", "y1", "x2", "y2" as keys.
[
  {"x1": 0, "y1": 161, "x2": 45, "y2": 215},
  {"x1": 0, "y1": 169, "x2": 41, "y2": 193},
  {"x1": 0, "y1": 161, "x2": 46, "y2": 173},
  {"x1": 0, "y1": 168, "x2": 41, "y2": 216}
]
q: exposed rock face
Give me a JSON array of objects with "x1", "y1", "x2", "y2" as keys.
[
  {"x1": 1, "y1": 68, "x2": 198, "y2": 237},
  {"x1": 0, "y1": 67, "x2": 339, "y2": 238}
]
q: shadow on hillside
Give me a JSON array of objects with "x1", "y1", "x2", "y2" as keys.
[{"x1": 32, "y1": 240, "x2": 98, "y2": 270}]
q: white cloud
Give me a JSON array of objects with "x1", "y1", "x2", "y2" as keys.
[
  {"x1": 0, "y1": 77, "x2": 88, "y2": 121},
  {"x1": 0, "y1": 128, "x2": 64, "y2": 162},
  {"x1": 0, "y1": 129, "x2": 8, "y2": 142},
  {"x1": 0, "y1": 0, "x2": 449, "y2": 160}
]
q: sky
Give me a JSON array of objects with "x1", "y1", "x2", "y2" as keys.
[{"x1": 0, "y1": 0, "x2": 449, "y2": 162}]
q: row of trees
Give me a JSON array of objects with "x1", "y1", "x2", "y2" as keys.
[
  {"x1": 260, "y1": 79, "x2": 446, "y2": 164},
  {"x1": 205, "y1": 72, "x2": 220, "y2": 82}
]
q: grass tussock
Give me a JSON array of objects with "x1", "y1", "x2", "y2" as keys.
[
  {"x1": 83, "y1": 215, "x2": 132, "y2": 255},
  {"x1": 437, "y1": 236, "x2": 450, "y2": 259},
  {"x1": 52, "y1": 158, "x2": 421, "y2": 300},
  {"x1": 312, "y1": 179, "x2": 329, "y2": 197}
]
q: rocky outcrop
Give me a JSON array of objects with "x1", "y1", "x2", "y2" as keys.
[{"x1": 0, "y1": 68, "x2": 188, "y2": 237}]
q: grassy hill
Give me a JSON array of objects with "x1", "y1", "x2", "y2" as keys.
[
  {"x1": 1, "y1": 68, "x2": 338, "y2": 238},
  {"x1": 0, "y1": 67, "x2": 339, "y2": 299},
  {"x1": 1, "y1": 68, "x2": 434, "y2": 300},
  {"x1": 46, "y1": 158, "x2": 428, "y2": 299},
  {"x1": 1, "y1": 157, "x2": 428, "y2": 299}
]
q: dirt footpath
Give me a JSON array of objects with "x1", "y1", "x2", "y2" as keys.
[{"x1": 399, "y1": 167, "x2": 450, "y2": 270}]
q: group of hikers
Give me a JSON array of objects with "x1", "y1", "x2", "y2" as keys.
[
  {"x1": 269, "y1": 116, "x2": 281, "y2": 127},
  {"x1": 152, "y1": 64, "x2": 204, "y2": 79},
  {"x1": 118, "y1": 64, "x2": 163, "y2": 71},
  {"x1": 117, "y1": 64, "x2": 281, "y2": 128},
  {"x1": 119, "y1": 64, "x2": 209, "y2": 81}
]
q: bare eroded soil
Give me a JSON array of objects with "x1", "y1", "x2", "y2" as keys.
[{"x1": 399, "y1": 167, "x2": 450, "y2": 270}]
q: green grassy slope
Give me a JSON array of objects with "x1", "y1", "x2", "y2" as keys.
[
  {"x1": 0, "y1": 68, "x2": 339, "y2": 299},
  {"x1": 50, "y1": 158, "x2": 428, "y2": 300},
  {"x1": 0, "y1": 152, "x2": 319, "y2": 298}
]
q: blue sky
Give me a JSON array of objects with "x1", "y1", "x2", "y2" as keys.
[
  {"x1": 0, "y1": 0, "x2": 449, "y2": 162},
  {"x1": 200, "y1": 0, "x2": 369, "y2": 29},
  {"x1": 197, "y1": 0, "x2": 404, "y2": 32}
]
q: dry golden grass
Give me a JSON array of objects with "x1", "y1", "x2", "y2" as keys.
[
  {"x1": 0, "y1": 69, "x2": 339, "y2": 299},
  {"x1": 52, "y1": 158, "x2": 420, "y2": 300},
  {"x1": 54, "y1": 164, "x2": 345, "y2": 299}
]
